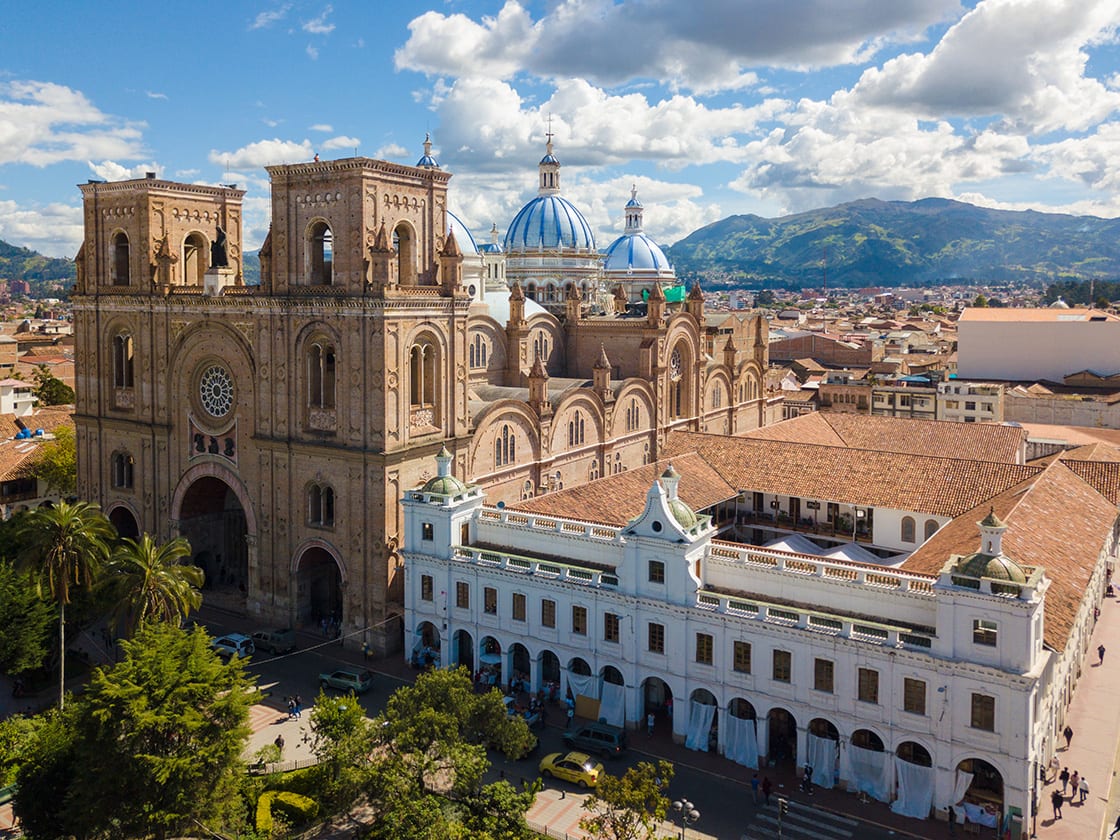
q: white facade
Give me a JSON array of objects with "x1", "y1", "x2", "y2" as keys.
[{"x1": 402, "y1": 460, "x2": 1065, "y2": 830}]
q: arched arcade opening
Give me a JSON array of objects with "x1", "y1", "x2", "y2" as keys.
[
  {"x1": 177, "y1": 475, "x2": 248, "y2": 605},
  {"x1": 294, "y1": 545, "x2": 343, "y2": 629}
]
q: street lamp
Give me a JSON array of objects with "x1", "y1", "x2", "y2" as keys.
[{"x1": 672, "y1": 798, "x2": 700, "y2": 840}]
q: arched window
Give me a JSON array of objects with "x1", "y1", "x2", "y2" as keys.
[
  {"x1": 901, "y1": 516, "x2": 916, "y2": 543},
  {"x1": 111, "y1": 452, "x2": 134, "y2": 489},
  {"x1": 642, "y1": 442, "x2": 650, "y2": 465},
  {"x1": 626, "y1": 398, "x2": 641, "y2": 432},
  {"x1": 470, "y1": 334, "x2": 487, "y2": 369},
  {"x1": 924, "y1": 519, "x2": 939, "y2": 540},
  {"x1": 614, "y1": 452, "x2": 622, "y2": 474},
  {"x1": 521, "y1": 480, "x2": 534, "y2": 500},
  {"x1": 112, "y1": 232, "x2": 130, "y2": 285},
  {"x1": 533, "y1": 332, "x2": 550, "y2": 364},
  {"x1": 589, "y1": 460, "x2": 599, "y2": 481},
  {"x1": 410, "y1": 342, "x2": 436, "y2": 407},
  {"x1": 183, "y1": 232, "x2": 208, "y2": 285},
  {"x1": 307, "y1": 342, "x2": 336, "y2": 409},
  {"x1": 568, "y1": 410, "x2": 585, "y2": 447},
  {"x1": 112, "y1": 333, "x2": 134, "y2": 388},
  {"x1": 394, "y1": 223, "x2": 416, "y2": 285},
  {"x1": 309, "y1": 221, "x2": 333, "y2": 286},
  {"x1": 308, "y1": 483, "x2": 335, "y2": 527},
  {"x1": 526, "y1": 283, "x2": 537, "y2": 301},
  {"x1": 712, "y1": 384, "x2": 723, "y2": 409},
  {"x1": 495, "y1": 424, "x2": 516, "y2": 467}
]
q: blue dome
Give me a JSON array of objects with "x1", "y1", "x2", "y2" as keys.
[
  {"x1": 447, "y1": 211, "x2": 479, "y2": 255},
  {"x1": 504, "y1": 195, "x2": 596, "y2": 252},
  {"x1": 417, "y1": 152, "x2": 438, "y2": 167},
  {"x1": 603, "y1": 232, "x2": 671, "y2": 272}
]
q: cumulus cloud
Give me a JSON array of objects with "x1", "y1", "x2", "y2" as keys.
[
  {"x1": 303, "y1": 5, "x2": 335, "y2": 35},
  {"x1": 249, "y1": 4, "x2": 291, "y2": 30},
  {"x1": 209, "y1": 138, "x2": 315, "y2": 169},
  {"x1": 0, "y1": 80, "x2": 145, "y2": 167},
  {"x1": 847, "y1": 0, "x2": 1120, "y2": 134},
  {"x1": 309, "y1": 123, "x2": 333, "y2": 132},
  {"x1": 0, "y1": 200, "x2": 84, "y2": 258},
  {"x1": 397, "y1": 0, "x2": 960, "y2": 93},
  {"x1": 373, "y1": 142, "x2": 409, "y2": 160},
  {"x1": 87, "y1": 160, "x2": 162, "y2": 182},
  {"x1": 321, "y1": 135, "x2": 360, "y2": 151}
]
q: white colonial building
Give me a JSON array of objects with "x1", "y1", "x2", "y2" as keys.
[{"x1": 403, "y1": 414, "x2": 1119, "y2": 834}]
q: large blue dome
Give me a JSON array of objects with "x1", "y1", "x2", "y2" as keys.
[
  {"x1": 446, "y1": 211, "x2": 479, "y2": 256},
  {"x1": 504, "y1": 195, "x2": 596, "y2": 252},
  {"x1": 603, "y1": 232, "x2": 671, "y2": 272}
]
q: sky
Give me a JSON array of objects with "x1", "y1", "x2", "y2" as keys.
[{"x1": 1, "y1": 0, "x2": 1120, "y2": 259}]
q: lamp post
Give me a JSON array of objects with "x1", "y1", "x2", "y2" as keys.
[{"x1": 672, "y1": 798, "x2": 700, "y2": 840}]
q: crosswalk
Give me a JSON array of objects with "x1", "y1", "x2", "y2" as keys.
[{"x1": 741, "y1": 798, "x2": 858, "y2": 840}]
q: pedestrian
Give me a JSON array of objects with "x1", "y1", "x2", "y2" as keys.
[
  {"x1": 1060, "y1": 766, "x2": 1070, "y2": 793},
  {"x1": 1064, "y1": 725, "x2": 1074, "y2": 749},
  {"x1": 1099, "y1": 644, "x2": 1107, "y2": 664},
  {"x1": 646, "y1": 712, "x2": 655, "y2": 736},
  {"x1": 566, "y1": 705, "x2": 574, "y2": 729},
  {"x1": 751, "y1": 773, "x2": 760, "y2": 804},
  {"x1": 1070, "y1": 770, "x2": 1080, "y2": 799},
  {"x1": 1050, "y1": 754, "x2": 1060, "y2": 782},
  {"x1": 1110, "y1": 812, "x2": 1120, "y2": 839},
  {"x1": 1079, "y1": 776, "x2": 1089, "y2": 804},
  {"x1": 948, "y1": 805, "x2": 957, "y2": 837},
  {"x1": 287, "y1": 696, "x2": 296, "y2": 720},
  {"x1": 294, "y1": 694, "x2": 303, "y2": 719},
  {"x1": 761, "y1": 776, "x2": 773, "y2": 806},
  {"x1": 1052, "y1": 789, "x2": 1064, "y2": 819},
  {"x1": 274, "y1": 733, "x2": 284, "y2": 756},
  {"x1": 801, "y1": 763, "x2": 814, "y2": 794}
]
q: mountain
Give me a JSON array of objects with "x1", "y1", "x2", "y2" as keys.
[
  {"x1": 0, "y1": 239, "x2": 76, "y2": 295},
  {"x1": 666, "y1": 198, "x2": 1120, "y2": 288}
]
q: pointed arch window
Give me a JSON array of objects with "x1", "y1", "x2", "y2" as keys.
[
  {"x1": 470, "y1": 334, "x2": 488, "y2": 369},
  {"x1": 712, "y1": 384, "x2": 723, "y2": 409},
  {"x1": 568, "y1": 410, "x2": 585, "y2": 447},
  {"x1": 589, "y1": 460, "x2": 599, "y2": 481},
  {"x1": 901, "y1": 516, "x2": 916, "y2": 543},
  {"x1": 495, "y1": 424, "x2": 516, "y2": 467},
  {"x1": 308, "y1": 483, "x2": 335, "y2": 527},
  {"x1": 309, "y1": 222, "x2": 334, "y2": 286},
  {"x1": 112, "y1": 232, "x2": 131, "y2": 286},
  {"x1": 113, "y1": 333, "x2": 135, "y2": 389},
  {"x1": 533, "y1": 332, "x2": 550, "y2": 365},
  {"x1": 307, "y1": 341, "x2": 336, "y2": 409},
  {"x1": 626, "y1": 398, "x2": 641, "y2": 432}
]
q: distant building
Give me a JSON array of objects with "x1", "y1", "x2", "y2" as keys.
[
  {"x1": 871, "y1": 379, "x2": 937, "y2": 421},
  {"x1": 937, "y1": 382, "x2": 1004, "y2": 423}
]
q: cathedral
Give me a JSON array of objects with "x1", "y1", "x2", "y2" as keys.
[{"x1": 72, "y1": 137, "x2": 770, "y2": 652}]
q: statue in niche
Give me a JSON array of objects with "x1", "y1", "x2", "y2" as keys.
[{"x1": 211, "y1": 225, "x2": 229, "y2": 268}]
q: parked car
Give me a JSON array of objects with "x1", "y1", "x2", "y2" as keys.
[
  {"x1": 319, "y1": 668, "x2": 373, "y2": 694},
  {"x1": 251, "y1": 628, "x2": 297, "y2": 654},
  {"x1": 538, "y1": 751, "x2": 604, "y2": 788},
  {"x1": 211, "y1": 633, "x2": 254, "y2": 660},
  {"x1": 562, "y1": 721, "x2": 627, "y2": 758}
]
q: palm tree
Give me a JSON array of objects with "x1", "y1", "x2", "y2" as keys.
[
  {"x1": 16, "y1": 501, "x2": 115, "y2": 709},
  {"x1": 103, "y1": 534, "x2": 202, "y2": 637}
]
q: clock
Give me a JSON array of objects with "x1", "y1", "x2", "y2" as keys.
[{"x1": 199, "y1": 365, "x2": 234, "y2": 418}]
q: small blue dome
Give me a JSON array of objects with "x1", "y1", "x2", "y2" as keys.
[
  {"x1": 540, "y1": 152, "x2": 560, "y2": 165},
  {"x1": 417, "y1": 152, "x2": 438, "y2": 167},
  {"x1": 447, "y1": 211, "x2": 479, "y2": 256},
  {"x1": 504, "y1": 195, "x2": 596, "y2": 252},
  {"x1": 603, "y1": 232, "x2": 671, "y2": 272},
  {"x1": 625, "y1": 194, "x2": 643, "y2": 209}
]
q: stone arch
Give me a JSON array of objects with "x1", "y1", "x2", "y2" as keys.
[
  {"x1": 168, "y1": 321, "x2": 257, "y2": 399},
  {"x1": 850, "y1": 728, "x2": 886, "y2": 751},
  {"x1": 468, "y1": 403, "x2": 541, "y2": 478},
  {"x1": 767, "y1": 706, "x2": 798, "y2": 767},
  {"x1": 405, "y1": 327, "x2": 446, "y2": 430},
  {"x1": 641, "y1": 675, "x2": 675, "y2": 719},
  {"x1": 453, "y1": 628, "x2": 475, "y2": 671},
  {"x1": 664, "y1": 330, "x2": 699, "y2": 419},
  {"x1": 706, "y1": 370, "x2": 731, "y2": 410},
  {"x1": 550, "y1": 393, "x2": 605, "y2": 453},
  {"x1": 728, "y1": 697, "x2": 757, "y2": 720},
  {"x1": 897, "y1": 740, "x2": 933, "y2": 767},
  {"x1": 688, "y1": 687, "x2": 719, "y2": 752},
  {"x1": 291, "y1": 538, "x2": 347, "y2": 627},
  {"x1": 954, "y1": 756, "x2": 1004, "y2": 814},
  {"x1": 106, "y1": 501, "x2": 140, "y2": 539},
  {"x1": 466, "y1": 318, "x2": 508, "y2": 378},
  {"x1": 600, "y1": 665, "x2": 624, "y2": 686},
  {"x1": 306, "y1": 217, "x2": 334, "y2": 286},
  {"x1": 171, "y1": 461, "x2": 258, "y2": 538},
  {"x1": 111, "y1": 229, "x2": 131, "y2": 285},
  {"x1": 182, "y1": 230, "x2": 209, "y2": 285},
  {"x1": 393, "y1": 219, "x2": 418, "y2": 285},
  {"x1": 610, "y1": 381, "x2": 656, "y2": 438}
]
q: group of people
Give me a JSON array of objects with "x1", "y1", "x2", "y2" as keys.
[
  {"x1": 749, "y1": 773, "x2": 775, "y2": 805},
  {"x1": 284, "y1": 695, "x2": 303, "y2": 720},
  {"x1": 1049, "y1": 726, "x2": 1089, "y2": 821}
]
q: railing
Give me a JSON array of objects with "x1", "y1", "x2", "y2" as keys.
[
  {"x1": 452, "y1": 545, "x2": 619, "y2": 589},
  {"x1": 735, "y1": 511, "x2": 873, "y2": 543},
  {"x1": 707, "y1": 539, "x2": 936, "y2": 595},
  {"x1": 477, "y1": 507, "x2": 623, "y2": 543}
]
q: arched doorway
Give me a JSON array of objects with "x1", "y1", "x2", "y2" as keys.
[
  {"x1": 686, "y1": 688, "x2": 718, "y2": 752},
  {"x1": 108, "y1": 506, "x2": 139, "y2": 539},
  {"x1": 410, "y1": 621, "x2": 440, "y2": 669},
  {"x1": 480, "y1": 636, "x2": 502, "y2": 687},
  {"x1": 568, "y1": 657, "x2": 591, "y2": 675},
  {"x1": 539, "y1": 649, "x2": 561, "y2": 700},
  {"x1": 807, "y1": 718, "x2": 840, "y2": 789},
  {"x1": 852, "y1": 729, "x2": 885, "y2": 751},
  {"x1": 294, "y1": 546, "x2": 342, "y2": 628},
  {"x1": 849, "y1": 728, "x2": 889, "y2": 802},
  {"x1": 725, "y1": 698, "x2": 759, "y2": 768},
  {"x1": 177, "y1": 475, "x2": 248, "y2": 604},
  {"x1": 729, "y1": 698, "x2": 757, "y2": 721},
  {"x1": 956, "y1": 758, "x2": 1003, "y2": 825},
  {"x1": 453, "y1": 629, "x2": 474, "y2": 672},
  {"x1": 642, "y1": 677, "x2": 674, "y2": 736},
  {"x1": 898, "y1": 742, "x2": 932, "y2": 767},
  {"x1": 510, "y1": 643, "x2": 531, "y2": 686},
  {"x1": 893, "y1": 742, "x2": 936, "y2": 820},
  {"x1": 601, "y1": 665, "x2": 624, "y2": 686},
  {"x1": 767, "y1": 708, "x2": 797, "y2": 767}
]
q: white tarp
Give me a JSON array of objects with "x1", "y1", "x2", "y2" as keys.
[
  {"x1": 566, "y1": 671, "x2": 598, "y2": 701},
  {"x1": 822, "y1": 542, "x2": 884, "y2": 564},
  {"x1": 598, "y1": 681, "x2": 625, "y2": 728},
  {"x1": 724, "y1": 715, "x2": 759, "y2": 769},
  {"x1": 763, "y1": 533, "x2": 825, "y2": 555},
  {"x1": 684, "y1": 700, "x2": 716, "y2": 752},
  {"x1": 953, "y1": 770, "x2": 974, "y2": 805},
  {"x1": 848, "y1": 745, "x2": 891, "y2": 802},
  {"x1": 805, "y1": 734, "x2": 838, "y2": 790},
  {"x1": 891, "y1": 757, "x2": 934, "y2": 819}
]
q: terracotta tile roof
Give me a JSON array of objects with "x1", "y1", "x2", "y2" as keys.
[
  {"x1": 958, "y1": 307, "x2": 1120, "y2": 322},
  {"x1": 511, "y1": 452, "x2": 736, "y2": 526},
  {"x1": 902, "y1": 461, "x2": 1117, "y2": 650},
  {"x1": 665, "y1": 431, "x2": 1039, "y2": 517},
  {"x1": 743, "y1": 412, "x2": 1027, "y2": 463},
  {"x1": 1058, "y1": 459, "x2": 1120, "y2": 504},
  {"x1": 1020, "y1": 422, "x2": 1120, "y2": 448}
]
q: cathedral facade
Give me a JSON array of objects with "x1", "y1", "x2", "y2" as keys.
[{"x1": 72, "y1": 141, "x2": 770, "y2": 652}]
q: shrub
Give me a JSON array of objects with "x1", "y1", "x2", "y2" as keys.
[{"x1": 256, "y1": 790, "x2": 319, "y2": 834}]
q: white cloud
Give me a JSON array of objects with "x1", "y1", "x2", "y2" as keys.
[
  {"x1": 208, "y1": 138, "x2": 315, "y2": 169},
  {"x1": 0, "y1": 200, "x2": 84, "y2": 258},
  {"x1": 87, "y1": 160, "x2": 162, "y2": 182},
  {"x1": 0, "y1": 80, "x2": 145, "y2": 167},
  {"x1": 373, "y1": 143, "x2": 409, "y2": 160},
  {"x1": 306, "y1": 44, "x2": 319, "y2": 60},
  {"x1": 321, "y1": 135, "x2": 360, "y2": 151},
  {"x1": 397, "y1": 0, "x2": 960, "y2": 94},
  {"x1": 302, "y1": 5, "x2": 335, "y2": 35},
  {"x1": 309, "y1": 123, "x2": 333, "y2": 133},
  {"x1": 262, "y1": 118, "x2": 282, "y2": 128},
  {"x1": 146, "y1": 91, "x2": 168, "y2": 100},
  {"x1": 250, "y1": 4, "x2": 291, "y2": 30}
]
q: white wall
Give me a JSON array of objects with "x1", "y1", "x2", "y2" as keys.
[{"x1": 959, "y1": 319, "x2": 1120, "y2": 382}]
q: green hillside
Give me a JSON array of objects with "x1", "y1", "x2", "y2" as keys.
[{"x1": 0, "y1": 239, "x2": 76, "y2": 296}]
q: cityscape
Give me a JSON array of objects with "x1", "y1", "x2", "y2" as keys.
[{"x1": 3, "y1": 2, "x2": 1120, "y2": 839}]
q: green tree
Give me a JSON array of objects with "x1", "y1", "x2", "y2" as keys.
[
  {"x1": 11, "y1": 706, "x2": 79, "y2": 838},
  {"x1": 102, "y1": 533, "x2": 202, "y2": 637},
  {"x1": 0, "y1": 559, "x2": 55, "y2": 673},
  {"x1": 0, "y1": 712, "x2": 45, "y2": 787},
  {"x1": 16, "y1": 624, "x2": 258, "y2": 839},
  {"x1": 972, "y1": 294, "x2": 989, "y2": 307},
  {"x1": 15, "y1": 500, "x2": 114, "y2": 709},
  {"x1": 307, "y1": 688, "x2": 376, "y2": 806},
  {"x1": 580, "y1": 759, "x2": 675, "y2": 840},
  {"x1": 32, "y1": 364, "x2": 75, "y2": 405},
  {"x1": 33, "y1": 423, "x2": 76, "y2": 496}
]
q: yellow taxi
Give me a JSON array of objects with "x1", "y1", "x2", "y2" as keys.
[{"x1": 538, "y1": 751, "x2": 605, "y2": 789}]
